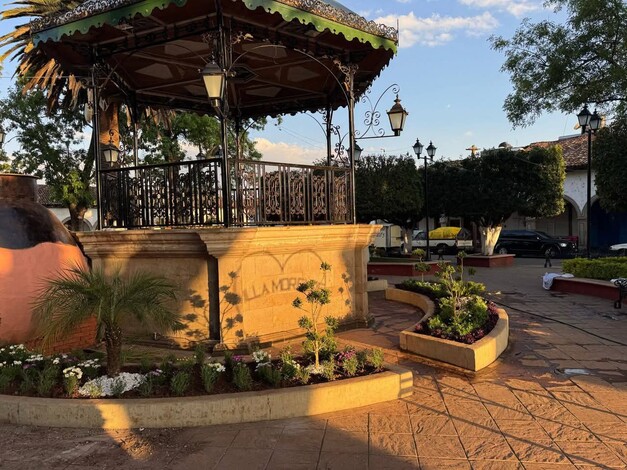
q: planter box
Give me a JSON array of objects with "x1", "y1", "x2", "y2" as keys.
[
  {"x1": 400, "y1": 308, "x2": 509, "y2": 371},
  {"x1": 368, "y1": 261, "x2": 446, "y2": 277},
  {"x1": 459, "y1": 254, "x2": 515, "y2": 268},
  {"x1": 0, "y1": 364, "x2": 412, "y2": 429},
  {"x1": 385, "y1": 288, "x2": 435, "y2": 321},
  {"x1": 385, "y1": 288, "x2": 509, "y2": 371},
  {"x1": 551, "y1": 277, "x2": 619, "y2": 301}
]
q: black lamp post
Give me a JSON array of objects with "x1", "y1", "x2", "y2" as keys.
[
  {"x1": 413, "y1": 139, "x2": 437, "y2": 260},
  {"x1": 0, "y1": 127, "x2": 5, "y2": 147},
  {"x1": 577, "y1": 105, "x2": 602, "y2": 258}
]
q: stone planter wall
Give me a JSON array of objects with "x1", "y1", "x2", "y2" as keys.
[{"x1": 0, "y1": 364, "x2": 412, "y2": 429}]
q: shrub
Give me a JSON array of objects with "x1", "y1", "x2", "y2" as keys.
[
  {"x1": 256, "y1": 364, "x2": 282, "y2": 387},
  {"x1": 279, "y1": 347, "x2": 299, "y2": 380},
  {"x1": 170, "y1": 371, "x2": 191, "y2": 396},
  {"x1": 194, "y1": 345, "x2": 207, "y2": 366},
  {"x1": 36, "y1": 365, "x2": 59, "y2": 397},
  {"x1": 320, "y1": 359, "x2": 335, "y2": 381},
  {"x1": 367, "y1": 348, "x2": 385, "y2": 371},
  {"x1": 232, "y1": 361, "x2": 253, "y2": 391},
  {"x1": 563, "y1": 257, "x2": 627, "y2": 280},
  {"x1": 139, "y1": 356, "x2": 153, "y2": 374},
  {"x1": 201, "y1": 363, "x2": 225, "y2": 393},
  {"x1": 138, "y1": 375, "x2": 154, "y2": 397},
  {"x1": 295, "y1": 367, "x2": 310, "y2": 385},
  {"x1": 337, "y1": 348, "x2": 359, "y2": 377},
  {"x1": 399, "y1": 280, "x2": 448, "y2": 299}
]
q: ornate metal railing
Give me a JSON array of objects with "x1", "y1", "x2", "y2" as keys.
[
  {"x1": 233, "y1": 159, "x2": 352, "y2": 225},
  {"x1": 100, "y1": 158, "x2": 352, "y2": 228},
  {"x1": 101, "y1": 158, "x2": 223, "y2": 228}
]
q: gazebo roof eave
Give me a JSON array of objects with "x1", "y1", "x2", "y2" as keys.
[{"x1": 30, "y1": 0, "x2": 398, "y2": 53}]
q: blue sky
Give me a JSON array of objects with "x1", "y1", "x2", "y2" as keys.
[
  {"x1": 0, "y1": 0, "x2": 575, "y2": 164},
  {"x1": 255, "y1": 0, "x2": 575, "y2": 164}
]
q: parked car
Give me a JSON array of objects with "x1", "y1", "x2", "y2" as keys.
[
  {"x1": 610, "y1": 242, "x2": 627, "y2": 256},
  {"x1": 494, "y1": 230, "x2": 577, "y2": 258}
]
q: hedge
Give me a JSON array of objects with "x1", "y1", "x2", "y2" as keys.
[{"x1": 562, "y1": 257, "x2": 627, "y2": 280}]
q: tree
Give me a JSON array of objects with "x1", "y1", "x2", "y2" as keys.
[
  {"x1": 33, "y1": 266, "x2": 184, "y2": 376},
  {"x1": 491, "y1": 0, "x2": 627, "y2": 127},
  {"x1": 0, "y1": 82, "x2": 94, "y2": 230},
  {"x1": 593, "y1": 120, "x2": 627, "y2": 212},
  {"x1": 355, "y1": 153, "x2": 422, "y2": 252},
  {"x1": 428, "y1": 147, "x2": 565, "y2": 255}
]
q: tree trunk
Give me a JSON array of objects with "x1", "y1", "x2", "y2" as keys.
[
  {"x1": 401, "y1": 225, "x2": 412, "y2": 254},
  {"x1": 104, "y1": 325, "x2": 123, "y2": 377},
  {"x1": 68, "y1": 203, "x2": 88, "y2": 232},
  {"x1": 480, "y1": 225, "x2": 503, "y2": 256},
  {"x1": 99, "y1": 101, "x2": 120, "y2": 149}
]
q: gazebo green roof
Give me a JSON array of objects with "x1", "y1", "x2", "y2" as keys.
[{"x1": 30, "y1": 0, "x2": 398, "y2": 119}]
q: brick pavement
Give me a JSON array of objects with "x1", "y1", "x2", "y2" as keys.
[{"x1": 0, "y1": 257, "x2": 625, "y2": 469}]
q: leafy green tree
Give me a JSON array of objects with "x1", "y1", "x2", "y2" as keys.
[
  {"x1": 491, "y1": 0, "x2": 627, "y2": 127},
  {"x1": 34, "y1": 266, "x2": 183, "y2": 377},
  {"x1": 0, "y1": 82, "x2": 94, "y2": 230},
  {"x1": 355, "y1": 153, "x2": 422, "y2": 252},
  {"x1": 119, "y1": 111, "x2": 263, "y2": 164},
  {"x1": 593, "y1": 120, "x2": 627, "y2": 212},
  {"x1": 428, "y1": 147, "x2": 565, "y2": 255}
]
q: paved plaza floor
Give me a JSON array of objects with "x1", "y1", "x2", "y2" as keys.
[{"x1": 0, "y1": 257, "x2": 626, "y2": 469}]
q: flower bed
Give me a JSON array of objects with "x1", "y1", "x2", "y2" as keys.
[{"x1": 0, "y1": 344, "x2": 387, "y2": 400}]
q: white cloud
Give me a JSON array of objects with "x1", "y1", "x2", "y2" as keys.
[
  {"x1": 464, "y1": 130, "x2": 474, "y2": 137},
  {"x1": 375, "y1": 11, "x2": 499, "y2": 47},
  {"x1": 458, "y1": 0, "x2": 541, "y2": 17},
  {"x1": 254, "y1": 138, "x2": 326, "y2": 166}
]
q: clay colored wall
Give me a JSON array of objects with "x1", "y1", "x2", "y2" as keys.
[{"x1": 0, "y1": 242, "x2": 90, "y2": 347}]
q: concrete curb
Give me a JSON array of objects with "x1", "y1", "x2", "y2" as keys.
[
  {"x1": 386, "y1": 288, "x2": 509, "y2": 371},
  {"x1": 385, "y1": 288, "x2": 435, "y2": 322},
  {"x1": 0, "y1": 364, "x2": 413, "y2": 429}
]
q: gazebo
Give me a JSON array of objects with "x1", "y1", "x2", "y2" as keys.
[{"x1": 30, "y1": 0, "x2": 400, "y2": 348}]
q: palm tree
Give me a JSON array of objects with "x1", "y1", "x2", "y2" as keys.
[
  {"x1": 33, "y1": 266, "x2": 184, "y2": 376},
  {"x1": 0, "y1": 0, "x2": 85, "y2": 108}
]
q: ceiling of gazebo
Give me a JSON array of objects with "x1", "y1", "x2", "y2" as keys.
[{"x1": 31, "y1": 0, "x2": 398, "y2": 119}]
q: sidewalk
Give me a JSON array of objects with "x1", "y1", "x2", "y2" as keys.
[{"x1": 0, "y1": 258, "x2": 625, "y2": 469}]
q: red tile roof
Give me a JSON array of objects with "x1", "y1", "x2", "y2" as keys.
[{"x1": 525, "y1": 133, "x2": 594, "y2": 170}]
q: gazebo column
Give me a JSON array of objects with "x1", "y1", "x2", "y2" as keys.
[
  {"x1": 91, "y1": 64, "x2": 103, "y2": 230},
  {"x1": 337, "y1": 62, "x2": 359, "y2": 224}
]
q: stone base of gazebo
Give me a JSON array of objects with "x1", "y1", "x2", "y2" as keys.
[{"x1": 76, "y1": 225, "x2": 379, "y2": 349}]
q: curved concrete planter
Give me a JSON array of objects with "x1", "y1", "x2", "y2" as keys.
[
  {"x1": 0, "y1": 364, "x2": 412, "y2": 429},
  {"x1": 388, "y1": 288, "x2": 509, "y2": 371}
]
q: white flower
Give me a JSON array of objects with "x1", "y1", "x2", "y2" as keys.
[
  {"x1": 78, "y1": 359, "x2": 100, "y2": 369},
  {"x1": 206, "y1": 363, "x2": 225, "y2": 373},
  {"x1": 63, "y1": 366, "x2": 83, "y2": 380},
  {"x1": 52, "y1": 358, "x2": 60, "y2": 365},
  {"x1": 252, "y1": 350, "x2": 270, "y2": 363},
  {"x1": 25, "y1": 354, "x2": 44, "y2": 363},
  {"x1": 78, "y1": 373, "x2": 145, "y2": 397},
  {"x1": 12, "y1": 360, "x2": 22, "y2": 366}
]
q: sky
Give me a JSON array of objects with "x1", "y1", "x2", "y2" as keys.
[
  {"x1": 0, "y1": 0, "x2": 576, "y2": 165},
  {"x1": 254, "y1": 0, "x2": 575, "y2": 164}
]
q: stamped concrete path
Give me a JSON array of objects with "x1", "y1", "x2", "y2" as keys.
[{"x1": 0, "y1": 258, "x2": 626, "y2": 469}]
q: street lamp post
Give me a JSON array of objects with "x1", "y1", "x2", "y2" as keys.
[
  {"x1": 0, "y1": 126, "x2": 5, "y2": 147},
  {"x1": 413, "y1": 139, "x2": 437, "y2": 261},
  {"x1": 576, "y1": 105, "x2": 601, "y2": 258}
]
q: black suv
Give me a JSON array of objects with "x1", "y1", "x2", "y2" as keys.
[{"x1": 494, "y1": 230, "x2": 577, "y2": 258}]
